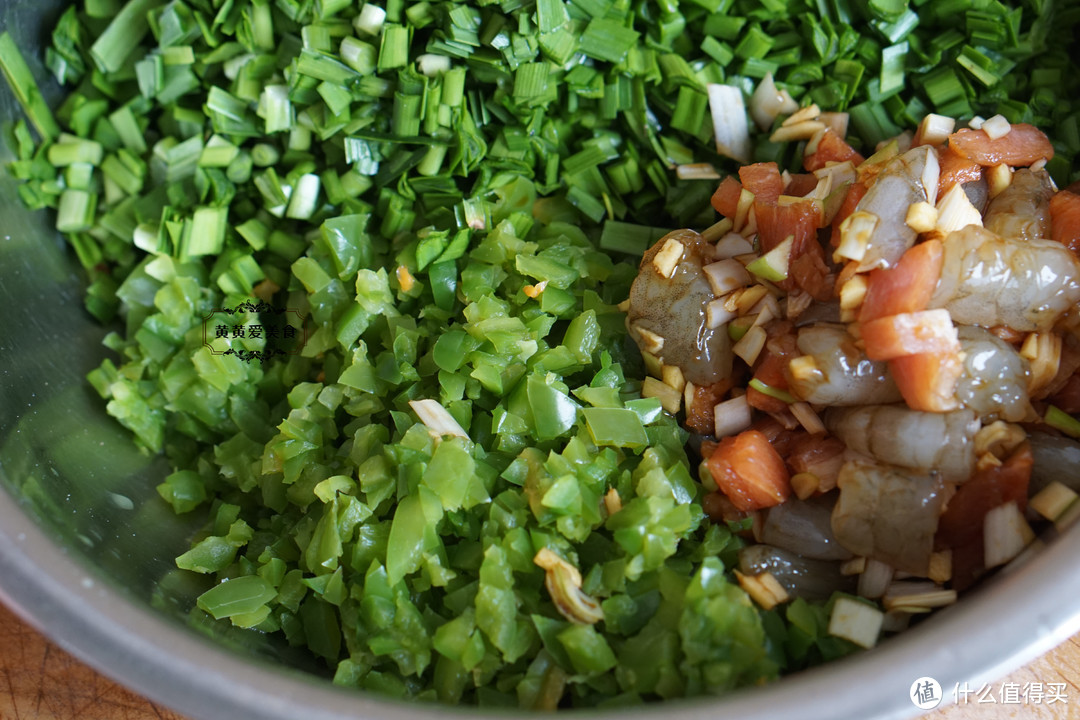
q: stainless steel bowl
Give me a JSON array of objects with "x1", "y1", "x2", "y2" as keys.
[{"x1": 3, "y1": 0, "x2": 1080, "y2": 717}]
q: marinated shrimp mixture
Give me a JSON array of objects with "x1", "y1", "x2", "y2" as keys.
[{"x1": 627, "y1": 112, "x2": 1080, "y2": 629}]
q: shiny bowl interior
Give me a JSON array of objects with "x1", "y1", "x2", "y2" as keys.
[{"x1": 2, "y1": 0, "x2": 1080, "y2": 717}]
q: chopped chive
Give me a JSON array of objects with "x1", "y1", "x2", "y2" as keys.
[
  {"x1": 956, "y1": 45, "x2": 1000, "y2": 87},
  {"x1": 183, "y1": 206, "x2": 227, "y2": 257},
  {"x1": 48, "y1": 136, "x2": 105, "y2": 167},
  {"x1": 378, "y1": 24, "x2": 410, "y2": 70},
  {"x1": 734, "y1": 24, "x2": 775, "y2": 60},
  {"x1": 259, "y1": 85, "x2": 294, "y2": 133},
  {"x1": 879, "y1": 42, "x2": 907, "y2": 96},
  {"x1": 340, "y1": 37, "x2": 377, "y2": 74},
  {"x1": 56, "y1": 189, "x2": 98, "y2": 232},
  {"x1": 90, "y1": 0, "x2": 163, "y2": 73},
  {"x1": 296, "y1": 48, "x2": 360, "y2": 84},
  {"x1": 578, "y1": 19, "x2": 639, "y2": 64},
  {"x1": 0, "y1": 32, "x2": 61, "y2": 141},
  {"x1": 286, "y1": 173, "x2": 322, "y2": 219},
  {"x1": 199, "y1": 135, "x2": 240, "y2": 167},
  {"x1": 1046, "y1": 406, "x2": 1080, "y2": 439}
]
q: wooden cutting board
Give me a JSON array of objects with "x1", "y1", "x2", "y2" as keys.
[{"x1": 1, "y1": 600, "x2": 1077, "y2": 719}]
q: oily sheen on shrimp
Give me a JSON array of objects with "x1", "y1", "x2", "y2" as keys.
[{"x1": 930, "y1": 224, "x2": 1080, "y2": 332}]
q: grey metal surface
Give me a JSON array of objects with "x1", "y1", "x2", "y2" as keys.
[{"x1": 1, "y1": 0, "x2": 1079, "y2": 718}]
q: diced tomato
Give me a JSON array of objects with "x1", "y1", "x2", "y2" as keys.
[
  {"x1": 684, "y1": 377, "x2": 736, "y2": 436},
  {"x1": 747, "y1": 332, "x2": 798, "y2": 413},
  {"x1": 947, "y1": 123, "x2": 1055, "y2": 167},
  {"x1": 755, "y1": 199, "x2": 822, "y2": 254},
  {"x1": 749, "y1": 416, "x2": 798, "y2": 454},
  {"x1": 746, "y1": 386, "x2": 788, "y2": 413},
  {"x1": 739, "y1": 162, "x2": 784, "y2": 205},
  {"x1": 936, "y1": 443, "x2": 1033, "y2": 590},
  {"x1": 889, "y1": 351, "x2": 963, "y2": 412},
  {"x1": 706, "y1": 429, "x2": 792, "y2": 511},
  {"x1": 785, "y1": 173, "x2": 819, "y2": 197},
  {"x1": 829, "y1": 181, "x2": 868, "y2": 248},
  {"x1": 937, "y1": 152, "x2": 984, "y2": 198},
  {"x1": 1049, "y1": 190, "x2": 1080, "y2": 255},
  {"x1": 858, "y1": 239, "x2": 944, "y2": 323},
  {"x1": 711, "y1": 175, "x2": 743, "y2": 218},
  {"x1": 790, "y1": 242, "x2": 833, "y2": 301},
  {"x1": 1050, "y1": 373, "x2": 1080, "y2": 414},
  {"x1": 861, "y1": 309, "x2": 959, "y2": 361},
  {"x1": 803, "y1": 129, "x2": 865, "y2": 172},
  {"x1": 787, "y1": 433, "x2": 846, "y2": 475},
  {"x1": 756, "y1": 329, "x2": 798, "y2": 382},
  {"x1": 701, "y1": 491, "x2": 752, "y2": 531}
]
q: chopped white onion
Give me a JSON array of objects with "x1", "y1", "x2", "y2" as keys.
[
  {"x1": 706, "y1": 298, "x2": 737, "y2": 329},
  {"x1": 935, "y1": 182, "x2": 983, "y2": 234},
  {"x1": 703, "y1": 258, "x2": 752, "y2": 296},
  {"x1": 713, "y1": 394, "x2": 753, "y2": 438},
  {"x1": 713, "y1": 231, "x2": 754, "y2": 259},
  {"x1": 733, "y1": 325, "x2": 767, "y2": 365},
  {"x1": 984, "y1": 501, "x2": 1035, "y2": 568},
  {"x1": 920, "y1": 145, "x2": 940, "y2": 205},
  {"x1": 790, "y1": 402, "x2": 825, "y2": 435},
  {"x1": 749, "y1": 72, "x2": 798, "y2": 132},
  {"x1": 708, "y1": 84, "x2": 752, "y2": 164},
  {"x1": 818, "y1": 111, "x2": 850, "y2": 138},
  {"x1": 856, "y1": 558, "x2": 893, "y2": 599}
]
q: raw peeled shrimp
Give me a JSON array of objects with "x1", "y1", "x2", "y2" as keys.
[
  {"x1": 786, "y1": 324, "x2": 902, "y2": 406},
  {"x1": 626, "y1": 229, "x2": 733, "y2": 385},
  {"x1": 831, "y1": 459, "x2": 945, "y2": 576},
  {"x1": 929, "y1": 224, "x2": 1080, "y2": 332},
  {"x1": 983, "y1": 168, "x2": 1055, "y2": 242},
  {"x1": 824, "y1": 405, "x2": 978, "y2": 484},
  {"x1": 738, "y1": 545, "x2": 855, "y2": 601},
  {"x1": 759, "y1": 494, "x2": 853, "y2": 561},
  {"x1": 853, "y1": 146, "x2": 934, "y2": 270},
  {"x1": 954, "y1": 325, "x2": 1033, "y2": 422}
]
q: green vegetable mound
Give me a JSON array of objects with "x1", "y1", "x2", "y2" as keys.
[{"x1": 3, "y1": 0, "x2": 1080, "y2": 707}]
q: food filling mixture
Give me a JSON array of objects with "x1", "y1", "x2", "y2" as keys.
[
  {"x1": 3, "y1": 0, "x2": 1080, "y2": 708},
  {"x1": 628, "y1": 113, "x2": 1080, "y2": 625}
]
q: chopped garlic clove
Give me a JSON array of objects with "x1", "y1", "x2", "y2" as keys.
[
  {"x1": 409, "y1": 399, "x2": 469, "y2": 439},
  {"x1": 981, "y1": 114, "x2": 1011, "y2": 141},
  {"x1": 651, "y1": 238, "x2": 685, "y2": 279},
  {"x1": 734, "y1": 570, "x2": 790, "y2": 610}
]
